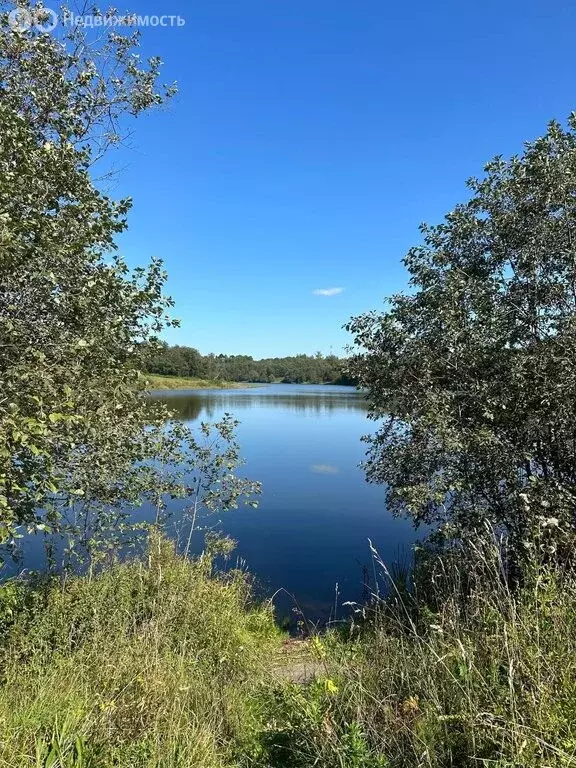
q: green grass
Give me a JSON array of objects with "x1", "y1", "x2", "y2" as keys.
[
  {"x1": 261, "y1": 542, "x2": 576, "y2": 767},
  {"x1": 0, "y1": 535, "x2": 282, "y2": 768},
  {"x1": 1, "y1": 536, "x2": 576, "y2": 767},
  {"x1": 144, "y1": 374, "x2": 254, "y2": 390}
]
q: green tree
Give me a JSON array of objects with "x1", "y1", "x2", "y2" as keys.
[
  {"x1": 0, "y1": 4, "x2": 259, "y2": 554},
  {"x1": 347, "y1": 115, "x2": 576, "y2": 554},
  {"x1": 145, "y1": 346, "x2": 351, "y2": 384}
]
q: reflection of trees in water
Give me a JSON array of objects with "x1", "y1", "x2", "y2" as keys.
[
  {"x1": 152, "y1": 394, "x2": 204, "y2": 421},
  {"x1": 150, "y1": 391, "x2": 368, "y2": 422}
]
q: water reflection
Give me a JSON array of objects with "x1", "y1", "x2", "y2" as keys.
[{"x1": 150, "y1": 385, "x2": 368, "y2": 422}]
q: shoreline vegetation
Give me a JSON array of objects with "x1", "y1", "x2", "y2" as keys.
[
  {"x1": 144, "y1": 374, "x2": 355, "y2": 390},
  {"x1": 144, "y1": 373, "x2": 255, "y2": 390},
  {"x1": 1, "y1": 534, "x2": 573, "y2": 767},
  {"x1": 144, "y1": 344, "x2": 356, "y2": 386}
]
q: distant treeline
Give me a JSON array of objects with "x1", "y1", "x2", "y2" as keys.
[{"x1": 145, "y1": 343, "x2": 356, "y2": 385}]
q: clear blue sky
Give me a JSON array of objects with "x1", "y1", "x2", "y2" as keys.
[{"x1": 109, "y1": 0, "x2": 576, "y2": 358}]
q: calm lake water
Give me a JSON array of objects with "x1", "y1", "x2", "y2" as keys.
[
  {"x1": 7, "y1": 384, "x2": 420, "y2": 623},
  {"x1": 150, "y1": 384, "x2": 419, "y2": 623}
]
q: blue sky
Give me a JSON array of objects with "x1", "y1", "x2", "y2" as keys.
[{"x1": 108, "y1": 0, "x2": 576, "y2": 358}]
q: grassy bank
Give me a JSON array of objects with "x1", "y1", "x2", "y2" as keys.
[
  {"x1": 0, "y1": 539, "x2": 575, "y2": 767},
  {"x1": 0, "y1": 536, "x2": 282, "y2": 767},
  {"x1": 144, "y1": 374, "x2": 350, "y2": 390},
  {"x1": 263, "y1": 544, "x2": 576, "y2": 767},
  {"x1": 144, "y1": 374, "x2": 253, "y2": 390}
]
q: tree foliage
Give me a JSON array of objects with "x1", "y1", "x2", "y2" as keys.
[
  {"x1": 146, "y1": 344, "x2": 354, "y2": 385},
  {"x1": 0, "y1": 5, "x2": 258, "y2": 553},
  {"x1": 347, "y1": 115, "x2": 576, "y2": 552}
]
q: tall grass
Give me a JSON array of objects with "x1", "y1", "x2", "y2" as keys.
[
  {"x1": 1, "y1": 533, "x2": 575, "y2": 767},
  {"x1": 263, "y1": 537, "x2": 576, "y2": 767},
  {"x1": 0, "y1": 535, "x2": 280, "y2": 768}
]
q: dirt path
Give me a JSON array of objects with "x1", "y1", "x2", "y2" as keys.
[{"x1": 271, "y1": 639, "x2": 324, "y2": 684}]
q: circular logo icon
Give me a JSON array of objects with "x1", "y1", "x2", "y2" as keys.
[{"x1": 7, "y1": 6, "x2": 58, "y2": 33}]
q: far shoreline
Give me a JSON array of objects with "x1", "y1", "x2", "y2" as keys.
[
  {"x1": 144, "y1": 374, "x2": 356, "y2": 391},
  {"x1": 144, "y1": 374, "x2": 256, "y2": 391}
]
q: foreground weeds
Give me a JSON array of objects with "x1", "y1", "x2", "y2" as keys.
[
  {"x1": 262, "y1": 542, "x2": 576, "y2": 767},
  {"x1": 0, "y1": 535, "x2": 280, "y2": 768},
  {"x1": 0, "y1": 536, "x2": 575, "y2": 767}
]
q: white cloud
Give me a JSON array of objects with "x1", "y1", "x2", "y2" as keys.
[
  {"x1": 310, "y1": 464, "x2": 340, "y2": 475},
  {"x1": 312, "y1": 287, "x2": 343, "y2": 297}
]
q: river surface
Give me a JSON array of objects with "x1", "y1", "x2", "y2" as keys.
[{"x1": 150, "y1": 384, "x2": 419, "y2": 623}]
